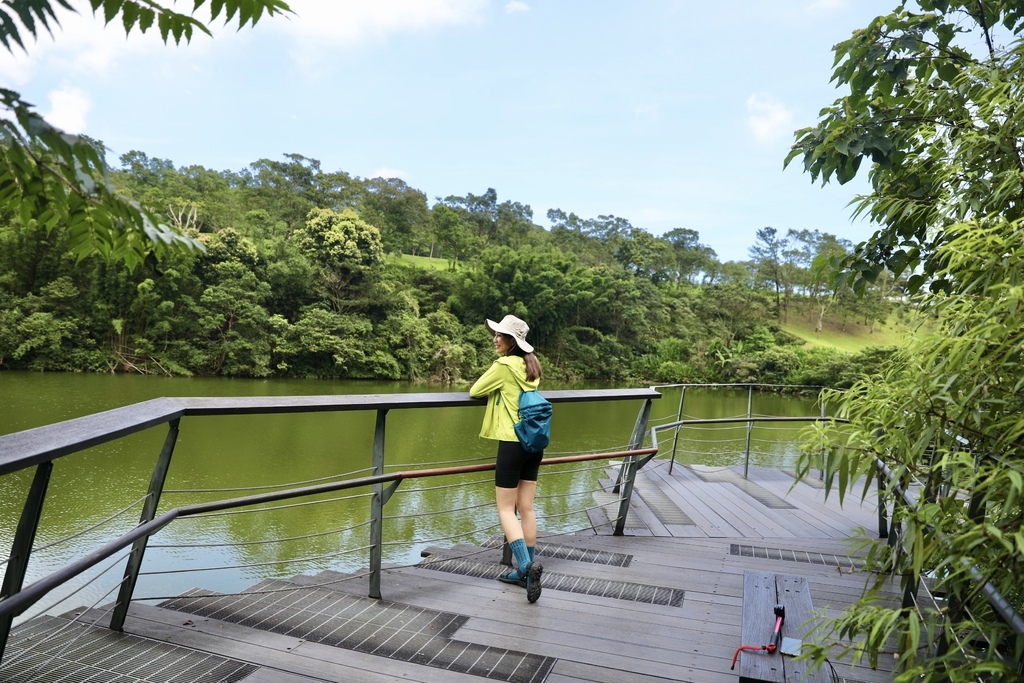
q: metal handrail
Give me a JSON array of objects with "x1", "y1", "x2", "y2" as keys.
[
  {"x1": 651, "y1": 415, "x2": 845, "y2": 476},
  {"x1": 0, "y1": 387, "x2": 660, "y2": 662},
  {"x1": 0, "y1": 447, "x2": 656, "y2": 623},
  {"x1": 874, "y1": 457, "x2": 1024, "y2": 639},
  {"x1": 649, "y1": 383, "x2": 837, "y2": 478}
]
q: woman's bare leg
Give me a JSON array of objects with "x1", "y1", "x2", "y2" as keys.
[
  {"x1": 495, "y1": 486, "x2": 523, "y2": 543},
  {"x1": 516, "y1": 480, "x2": 537, "y2": 546}
]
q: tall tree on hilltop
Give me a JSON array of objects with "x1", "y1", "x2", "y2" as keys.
[{"x1": 749, "y1": 227, "x2": 785, "y2": 314}]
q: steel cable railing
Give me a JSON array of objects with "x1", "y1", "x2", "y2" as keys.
[
  {"x1": 1, "y1": 439, "x2": 655, "y2": 646},
  {"x1": 873, "y1": 454, "x2": 1024, "y2": 678},
  {"x1": 132, "y1": 453, "x2": 635, "y2": 620},
  {"x1": 139, "y1": 540, "x2": 376, "y2": 576},
  {"x1": 147, "y1": 462, "x2": 635, "y2": 588},
  {"x1": 0, "y1": 389, "x2": 662, "y2": 664},
  {"x1": 0, "y1": 495, "x2": 147, "y2": 568},
  {"x1": 173, "y1": 490, "x2": 374, "y2": 518},
  {"x1": 134, "y1": 487, "x2": 640, "y2": 607},
  {"x1": 163, "y1": 466, "x2": 377, "y2": 495},
  {"x1": 137, "y1": 446, "x2": 630, "y2": 603}
]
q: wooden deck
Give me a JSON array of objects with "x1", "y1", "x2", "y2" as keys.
[{"x1": 1, "y1": 462, "x2": 899, "y2": 683}]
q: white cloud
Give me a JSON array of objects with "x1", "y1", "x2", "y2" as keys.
[
  {"x1": 634, "y1": 103, "x2": 660, "y2": 121},
  {"x1": 0, "y1": 46, "x2": 34, "y2": 86},
  {"x1": 276, "y1": 0, "x2": 489, "y2": 44},
  {"x1": 45, "y1": 85, "x2": 91, "y2": 134},
  {"x1": 806, "y1": 0, "x2": 845, "y2": 11},
  {"x1": 0, "y1": 6, "x2": 174, "y2": 87},
  {"x1": 505, "y1": 1, "x2": 530, "y2": 14},
  {"x1": 745, "y1": 94, "x2": 794, "y2": 143},
  {"x1": 371, "y1": 167, "x2": 408, "y2": 180}
]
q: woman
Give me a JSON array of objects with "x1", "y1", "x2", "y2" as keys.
[{"x1": 469, "y1": 314, "x2": 544, "y2": 603}]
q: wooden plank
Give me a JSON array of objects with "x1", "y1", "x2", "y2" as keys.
[
  {"x1": 738, "y1": 570, "x2": 784, "y2": 683},
  {"x1": 99, "y1": 603, "x2": 495, "y2": 683},
  {"x1": 309, "y1": 565, "x2": 739, "y2": 680},
  {"x1": 776, "y1": 573, "x2": 831, "y2": 683},
  {"x1": 640, "y1": 466, "x2": 731, "y2": 536}
]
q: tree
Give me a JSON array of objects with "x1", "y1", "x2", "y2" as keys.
[
  {"x1": 749, "y1": 227, "x2": 786, "y2": 313},
  {"x1": 791, "y1": 2, "x2": 1024, "y2": 679},
  {"x1": 0, "y1": 0, "x2": 291, "y2": 268},
  {"x1": 431, "y1": 205, "x2": 467, "y2": 271},
  {"x1": 786, "y1": 0, "x2": 1024, "y2": 295},
  {"x1": 614, "y1": 227, "x2": 672, "y2": 282},
  {"x1": 359, "y1": 177, "x2": 430, "y2": 255},
  {"x1": 294, "y1": 207, "x2": 384, "y2": 310},
  {"x1": 663, "y1": 227, "x2": 718, "y2": 287}
]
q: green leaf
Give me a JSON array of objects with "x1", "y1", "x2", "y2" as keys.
[
  {"x1": 103, "y1": 0, "x2": 125, "y2": 25},
  {"x1": 937, "y1": 61, "x2": 957, "y2": 82},
  {"x1": 138, "y1": 6, "x2": 154, "y2": 31},
  {"x1": 157, "y1": 11, "x2": 170, "y2": 42},
  {"x1": 121, "y1": 1, "x2": 139, "y2": 33}
]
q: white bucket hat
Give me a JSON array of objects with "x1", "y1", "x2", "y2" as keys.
[{"x1": 486, "y1": 314, "x2": 534, "y2": 354}]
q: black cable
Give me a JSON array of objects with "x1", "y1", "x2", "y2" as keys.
[{"x1": 824, "y1": 657, "x2": 840, "y2": 683}]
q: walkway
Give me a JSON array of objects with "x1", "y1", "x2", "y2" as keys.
[{"x1": 1, "y1": 463, "x2": 899, "y2": 683}]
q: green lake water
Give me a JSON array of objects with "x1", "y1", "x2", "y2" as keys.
[{"x1": 0, "y1": 372, "x2": 822, "y2": 620}]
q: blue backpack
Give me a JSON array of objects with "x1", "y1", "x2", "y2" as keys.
[{"x1": 502, "y1": 389, "x2": 552, "y2": 452}]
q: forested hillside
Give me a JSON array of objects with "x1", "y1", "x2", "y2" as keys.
[{"x1": 0, "y1": 151, "x2": 902, "y2": 386}]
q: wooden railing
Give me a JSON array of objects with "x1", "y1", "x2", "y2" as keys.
[{"x1": 0, "y1": 388, "x2": 660, "y2": 663}]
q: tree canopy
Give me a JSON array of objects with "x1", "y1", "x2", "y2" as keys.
[{"x1": 0, "y1": 149, "x2": 901, "y2": 385}]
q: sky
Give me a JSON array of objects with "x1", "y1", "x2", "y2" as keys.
[{"x1": 1, "y1": 0, "x2": 899, "y2": 262}]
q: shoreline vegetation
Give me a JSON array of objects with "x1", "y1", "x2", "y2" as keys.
[{"x1": 0, "y1": 152, "x2": 906, "y2": 390}]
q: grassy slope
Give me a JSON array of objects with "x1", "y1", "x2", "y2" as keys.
[
  {"x1": 780, "y1": 304, "x2": 909, "y2": 353},
  {"x1": 385, "y1": 253, "x2": 450, "y2": 272}
]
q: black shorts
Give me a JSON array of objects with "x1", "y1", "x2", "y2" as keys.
[{"x1": 495, "y1": 440, "x2": 543, "y2": 488}]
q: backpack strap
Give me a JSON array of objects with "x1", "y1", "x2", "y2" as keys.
[{"x1": 498, "y1": 389, "x2": 520, "y2": 426}]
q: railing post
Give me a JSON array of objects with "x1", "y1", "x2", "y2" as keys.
[
  {"x1": 110, "y1": 419, "x2": 180, "y2": 631},
  {"x1": 967, "y1": 454, "x2": 986, "y2": 525},
  {"x1": 819, "y1": 393, "x2": 826, "y2": 481},
  {"x1": 369, "y1": 409, "x2": 388, "y2": 600},
  {"x1": 614, "y1": 398, "x2": 652, "y2": 536},
  {"x1": 0, "y1": 461, "x2": 53, "y2": 663},
  {"x1": 668, "y1": 386, "x2": 685, "y2": 474},
  {"x1": 877, "y1": 464, "x2": 889, "y2": 539},
  {"x1": 743, "y1": 385, "x2": 753, "y2": 479}
]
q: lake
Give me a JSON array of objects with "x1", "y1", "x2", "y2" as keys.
[{"x1": 0, "y1": 372, "x2": 823, "y2": 621}]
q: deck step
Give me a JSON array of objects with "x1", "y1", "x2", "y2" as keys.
[
  {"x1": 160, "y1": 578, "x2": 556, "y2": 683},
  {"x1": 479, "y1": 536, "x2": 634, "y2": 567},
  {"x1": 419, "y1": 546, "x2": 684, "y2": 607},
  {"x1": 0, "y1": 614, "x2": 257, "y2": 683}
]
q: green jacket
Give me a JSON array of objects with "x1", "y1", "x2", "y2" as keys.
[{"x1": 469, "y1": 356, "x2": 540, "y2": 441}]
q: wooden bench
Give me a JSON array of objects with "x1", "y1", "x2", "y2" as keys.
[{"x1": 737, "y1": 570, "x2": 831, "y2": 683}]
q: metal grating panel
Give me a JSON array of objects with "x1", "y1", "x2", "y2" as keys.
[
  {"x1": 591, "y1": 491, "x2": 647, "y2": 528},
  {"x1": 482, "y1": 538, "x2": 632, "y2": 567},
  {"x1": 0, "y1": 614, "x2": 258, "y2": 682},
  {"x1": 635, "y1": 485, "x2": 695, "y2": 525},
  {"x1": 686, "y1": 466, "x2": 796, "y2": 509},
  {"x1": 419, "y1": 557, "x2": 684, "y2": 608},
  {"x1": 161, "y1": 580, "x2": 555, "y2": 683},
  {"x1": 730, "y1": 544, "x2": 861, "y2": 571}
]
